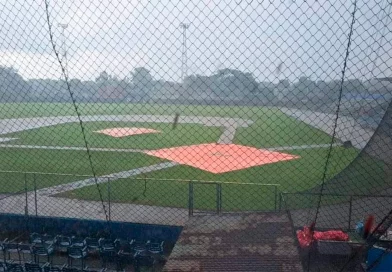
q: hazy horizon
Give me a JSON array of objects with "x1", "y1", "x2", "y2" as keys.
[{"x1": 1, "y1": 0, "x2": 391, "y2": 83}]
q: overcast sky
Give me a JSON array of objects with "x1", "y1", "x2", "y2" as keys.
[{"x1": 0, "y1": 0, "x2": 391, "y2": 83}]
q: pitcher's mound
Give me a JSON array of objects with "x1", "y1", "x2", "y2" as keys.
[
  {"x1": 94, "y1": 127, "x2": 160, "y2": 138},
  {"x1": 145, "y1": 143, "x2": 299, "y2": 173}
]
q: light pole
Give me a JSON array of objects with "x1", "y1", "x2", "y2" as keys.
[
  {"x1": 180, "y1": 23, "x2": 190, "y2": 82},
  {"x1": 58, "y1": 23, "x2": 68, "y2": 77}
]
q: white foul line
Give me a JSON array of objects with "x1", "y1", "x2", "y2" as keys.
[
  {"x1": 36, "y1": 161, "x2": 179, "y2": 196},
  {"x1": 0, "y1": 143, "x2": 342, "y2": 152},
  {"x1": 265, "y1": 143, "x2": 342, "y2": 151},
  {"x1": 0, "y1": 144, "x2": 143, "y2": 153}
]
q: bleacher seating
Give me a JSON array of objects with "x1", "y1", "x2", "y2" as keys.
[{"x1": 0, "y1": 233, "x2": 166, "y2": 271}]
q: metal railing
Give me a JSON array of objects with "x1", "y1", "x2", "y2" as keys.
[
  {"x1": 0, "y1": 171, "x2": 281, "y2": 222},
  {"x1": 279, "y1": 192, "x2": 392, "y2": 231},
  {"x1": 188, "y1": 180, "x2": 280, "y2": 216}
]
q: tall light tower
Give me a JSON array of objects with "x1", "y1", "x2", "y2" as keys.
[
  {"x1": 58, "y1": 23, "x2": 68, "y2": 77},
  {"x1": 180, "y1": 23, "x2": 190, "y2": 82}
]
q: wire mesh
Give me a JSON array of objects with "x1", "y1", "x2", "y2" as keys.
[{"x1": 0, "y1": 0, "x2": 391, "y2": 271}]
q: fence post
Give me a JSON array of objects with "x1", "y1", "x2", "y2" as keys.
[
  {"x1": 274, "y1": 186, "x2": 278, "y2": 212},
  {"x1": 188, "y1": 181, "x2": 194, "y2": 217},
  {"x1": 348, "y1": 196, "x2": 353, "y2": 230},
  {"x1": 33, "y1": 173, "x2": 37, "y2": 216},
  {"x1": 107, "y1": 177, "x2": 111, "y2": 222},
  {"x1": 216, "y1": 183, "x2": 222, "y2": 214},
  {"x1": 24, "y1": 173, "x2": 28, "y2": 216},
  {"x1": 279, "y1": 193, "x2": 282, "y2": 212}
]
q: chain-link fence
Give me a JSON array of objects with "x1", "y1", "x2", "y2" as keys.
[{"x1": 0, "y1": 0, "x2": 392, "y2": 271}]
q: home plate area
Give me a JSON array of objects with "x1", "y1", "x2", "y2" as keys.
[{"x1": 145, "y1": 143, "x2": 300, "y2": 174}]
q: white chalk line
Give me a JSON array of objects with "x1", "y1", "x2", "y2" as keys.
[{"x1": 0, "y1": 142, "x2": 342, "y2": 152}]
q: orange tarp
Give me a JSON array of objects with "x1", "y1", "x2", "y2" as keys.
[
  {"x1": 145, "y1": 143, "x2": 299, "y2": 174},
  {"x1": 94, "y1": 127, "x2": 160, "y2": 138}
]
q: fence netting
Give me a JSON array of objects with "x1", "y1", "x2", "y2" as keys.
[{"x1": 0, "y1": 0, "x2": 391, "y2": 271}]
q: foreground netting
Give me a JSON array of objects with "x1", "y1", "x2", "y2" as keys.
[{"x1": 0, "y1": 0, "x2": 391, "y2": 271}]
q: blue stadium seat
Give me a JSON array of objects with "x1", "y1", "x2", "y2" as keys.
[
  {"x1": 0, "y1": 261, "x2": 7, "y2": 272},
  {"x1": 61, "y1": 267, "x2": 80, "y2": 272},
  {"x1": 43, "y1": 264, "x2": 66, "y2": 272},
  {"x1": 32, "y1": 244, "x2": 54, "y2": 264},
  {"x1": 5, "y1": 243, "x2": 20, "y2": 263},
  {"x1": 30, "y1": 234, "x2": 43, "y2": 244},
  {"x1": 147, "y1": 240, "x2": 164, "y2": 254},
  {"x1": 0, "y1": 239, "x2": 8, "y2": 263},
  {"x1": 130, "y1": 240, "x2": 147, "y2": 254},
  {"x1": 98, "y1": 239, "x2": 114, "y2": 252},
  {"x1": 84, "y1": 238, "x2": 99, "y2": 254},
  {"x1": 25, "y1": 262, "x2": 44, "y2": 272},
  {"x1": 67, "y1": 246, "x2": 87, "y2": 270},
  {"x1": 147, "y1": 240, "x2": 165, "y2": 263},
  {"x1": 18, "y1": 244, "x2": 33, "y2": 263},
  {"x1": 98, "y1": 239, "x2": 116, "y2": 269},
  {"x1": 55, "y1": 236, "x2": 72, "y2": 253},
  {"x1": 70, "y1": 237, "x2": 85, "y2": 248},
  {"x1": 6, "y1": 263, "x2": 24, "y2": 272},
  {"x1": 115, "y1": 240, "x2": 135, "y2": 270},
  {"x1": 42, "y1": 235, "x2": 56, "y2": 247}
]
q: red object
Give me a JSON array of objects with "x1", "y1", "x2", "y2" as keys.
[
  {"x1": 296, "y1": 226, "x2": 349, "y2": 248},
  {"x1": 364, "y1": 214, "x2": 375, "y2": 239},
  {"x1": 297, "y1": 226, "x2": 313, "y2": 248},
  {"x1": 313, "y1": 230, "x2": 349, "y2": 241}
]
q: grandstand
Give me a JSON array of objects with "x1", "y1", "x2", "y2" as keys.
[{"x1": 0, "y1": 0, "x2": 391, "y2": 271}]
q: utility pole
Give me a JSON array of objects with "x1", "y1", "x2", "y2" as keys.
[
  {"x1": 180, "y1": 23, "x2": 190, "y2": 82},
  {"x1": 58, "y1": 23, "x2": 68, "y2": 77}
]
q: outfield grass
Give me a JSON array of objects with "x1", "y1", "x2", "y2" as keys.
[
  {"x1": 4, "y1": 106, "x2": 333, "y2": 149},
  {"x1": 0, "y1": 103, "x2": 287, "y2": 119}
]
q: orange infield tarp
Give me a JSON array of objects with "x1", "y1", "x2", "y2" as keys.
[
  {"x1": 94, "y1": 127, "x2": 160, "y2": 138},
  {"x1": 145, "y1": 143, "x2": 300, "y2": 174}
]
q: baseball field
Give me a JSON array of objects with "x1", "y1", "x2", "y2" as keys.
[{"x1": 0, "y1": 103, "x2": 362, "y2": 211}]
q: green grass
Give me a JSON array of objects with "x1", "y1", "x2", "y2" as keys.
[
  {"x1": 0, "y1": 102, "x2": 371, "y2": 211},
  {"x1": 4, "y1": 106, "x2": 333, "y2": 149},
  {"x1": 0, "y1": 149, "x2": 162, "y2": 193},
  {"x1": 0, "y1": 103, "x2": 285, "y2": 119},
  {"x1": 234, "y1": 111, "x2": 332, "y2": 148},
  {"x1": 63, "y1": 178, "x2": 280, "y2": 211}
]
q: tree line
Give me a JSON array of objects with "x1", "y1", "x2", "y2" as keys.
[{"x1": 0, "y1": 66, "x2": 391, "y2": 106}]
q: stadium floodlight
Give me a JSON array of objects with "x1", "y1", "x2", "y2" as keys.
[
  {"x1": 180, "y1": 23, "x2": 190, "y2": 83},
  {"x1": 58, "y1": 23, "x2": 68, "y2": 76}
]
